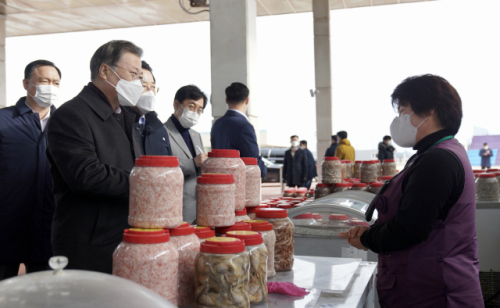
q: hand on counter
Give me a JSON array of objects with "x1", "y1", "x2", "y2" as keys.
[
  {"x1": 338, "y1": 226, "x2": 369, "y2": 251},
  {"x1": 194, "y1": 153, "x2": 208, "y2": 167}
]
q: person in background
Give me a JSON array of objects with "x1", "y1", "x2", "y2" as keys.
[
  {"x1": 125, "y1": 61, "x2": 171, "y2": 156},
  {"x1": 165, "y1": 85, "x2": 207, "y2": 223},
  {"x1": 211, "y1": 82, "x2": 267, "y2": 177},
  {"x1": 0, "y1": 60, "x2": 60, "y2": 280},
  {"x1": 378, "y1": 135, "x2": 395, "y2": 162},
  {"x1": 335, "y1": 130, "x2": 355, "y2": 162},
  {"x1": 300, "y1": 140, "x2": 317, "y2": 189},
  {"x1": 324, "y1": 135, "x2": 338, "y2": 157},
  {"x1": 479, "y1": 143, "x2": 492, "y2": 170},
  {"x1": 283, "y1": 135, "x2": 308, "y2": 188},
  {"x1": 47, "y1": 40, "x2": 143, "y2": 273}
]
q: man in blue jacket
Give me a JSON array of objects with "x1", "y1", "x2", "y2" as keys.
[
  {"x1": 300, "y1": 140, "x2": 317, "y2": 189},
  {"x1": 211, "y1": 82, "x2": 267, "y2": 177},
  {"x1": 325, "y1": 135, "x2": 338, "y2": 157},
  {"x1": 0, "y1": 60, "x2": 60, "y2": 280}
]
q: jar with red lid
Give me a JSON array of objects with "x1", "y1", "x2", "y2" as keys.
[
  {"x1": 381, "y1": 175, "x2": 393, "y2": 183},
  {"x1": 353, "y1": 161, "x2": 362, "y2": 178},
  {"x1": 168, "y1": 225, "x2": 201, "y2": 306},
  {"x1": 235, "y1": 208, "x2": 251, "y2": 222},
  {"x1": 227, "y1": 231, "x2": 268, "y2": 304},
  {"x1": 476, "y1": 173, "x2": 500, "y2": 201},
  {"x1": 350, "y1": 218, "x2": 370, "y2": 227},
  {"x1": 256, "y1": 208, "x2": 294, "y2": 272},
  {"x1": 292, "y1": 213, "x2": 317, "y2": 226},
  {"x1": 195, "y1": 237, "x2": 250, "y2": 308},
  {"x1": 374, "y1": 160, "x2": 382, "y2": 178},
  {"x1": 333, "y1": 183, "x2": 351, "y2": 193},
  {"x1": 268, "y1": 202, "x2": 278, "y2": 208},
  {"x1": 129, "y1": 156, "x2": 183, "y2": 229},
  {"x1": 344, "y1": 160, "x2": 353, "y2": 179},
  {"x1": 278, "y1": 203, "x2": 292, "y2": 210},
  {"x1": 215, "y1": 222, "x2": 252, "y2": 236},
  {"x1": 315, "y1": 183, "x2": 332, "y2": 199},
  {"x1": 307, "y1": 188, "x2": 314, "y2": 198},
  {"x1": 246, "y1": 205, "x2": 270, "y2": 220},
  {"x1": 321, "y1": 157, "x2": 342, "y2": 184},
  {"x1": 327, "y1": 214, "x2": 349, "y2": 227},
  {"x1": 360, "y1": 161, "x2": 378, "y2": 183},
  {"x1": 241, "y1": 157, "x2": 261, "y2": 207},
  {"x1": 112, "y1": 228, "x2": 179, "y2": 305},
  {"x1": 351, "y1": 183, "x2": 368, "y2": 192},
  {"x1": 382, "y1": 159, "x2": 397, "y2": 176},
  {"x1": 295, "y1": 187, "x2": 308, "y2": 197},
  {"x1": 340, "y1": 161, "x2": 347, "y2": 181},
  {"x1": 283, "y1": 187, "x2": 296, "y2": 197},
  {"x1": 244, "y1": 220, "x2": 276, "y2": 278},
  {"x1": 194, "y1": 226, "x2": 216, "y2": 242},
  {"x1": 369, "y1": 182, "x2": 384, "y2": 194},
  {"x1": 495, "y1": 173, "x2": 500, "y2": 189},
  {"x1": 197, "y1": 173, "x2": 236, "y2": 227},
  {"x1": 202, "y1": 150, "x2": 246, "y2": 210},
  {"x1": 312, "y1": 213, "x2": 322, "y2": 222}
]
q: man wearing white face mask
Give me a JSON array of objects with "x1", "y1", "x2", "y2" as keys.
[
  {"x1": 283, "y1": 135, "x2": 308, "y2": 188},
  {"x1": 165, "y1": 85, "x2": 207, "y2": 223},
  {"x1": 0, "y1": 60, "x2": 60, "y2": 280},
  {"x1": 125, "y1": 61, "x2": 172, "y2": 156},
  {"x1": 47, "y1": 40, "x2": 143, "y2": 274},
  {"x1": 377, "y1": 135, "x2": 395, "y2": 162}
]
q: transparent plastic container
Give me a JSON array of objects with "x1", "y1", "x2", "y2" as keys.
[
  {"x1": 307, "y1": 189, "x2": 315, "y2": 198},
  {"x1": 197, "y1": 174, "x2": 236, "y2": 227},
  {"x1": 340, "y1": 161, "x2": 347, "y2": 181},
  {"x1": 321, "y1": 156, "x2": 342, "y2": 184},
  {"x1": 129, "y1": 156, "x2": 183, "y2": 229},
  {"x1": 360, "y1": 161, "x2": 378, "y2": 183},
  {"x1": 283, "y1": 188, "x2": 296, "y2": 197},
  {"x1": 327, "y1": 214, "x2": 349, "y2": 227},
  {"x1": 202, "y1": 150, "x2": 246, "y2": 210},
  {"x1": 215, "y1": 222, "x2": 252, "y2": 236},
  {"x1": 295, "y1": 187, "x2": 308, "y2": 197},
  {"x1": 351, "y1": 183, "x2": 368, "y2": 191},
  {"x1": 476, "y1": 173, "x2": 500, "y2": 201},
  {"x1": 292, "y1": 213, "x2": 317, "y2": 226},
  {"x1": 241, "y1": 157, "x2": 261, "y2": 208},
  {"x1": 375, "y1": 160, "x2": 382, "y2": 179},
  {"x1": 227, "y1": 231, "x2": 268, "y2": 304},
  {"x1": 349, "y1": 218, "x2": 370, "y2": 227},
  {"x1": 195, "y1": 237, "x2": 250, "y2": 308},
  {"x1": 333, "y1": 183, "x2": 351, "y2": 193},
  {"x1": 369, "y1": 182, "x2": 384, "y2": 194},
  {"x1": 312, "y1": 213, "x2": 322, "y2": 222},
  {"x1": 235, "y1": 208, "x2": 251, "y2": 222},
  {"x1": 353, "y1": 161, "x2": 362, "y2": 178},
  {"x1": 113, "y1": 228, "x2": 179, "y2": 305},
  {"x1": 194, "y1": 226, "x2": 215, "y2": 243},
  {"x1": 344, "y1": 160, "x2": 353, "y2": 179},
  {"x1": 315, "y1": 183, "x2": 332, "y2": 199},
  {"x1": 246, "y1": 205, "x2": 270, "y2": 220},
  {"x1": 245, "y1": 220, "x2": 277, "y2": 278},
  {"x1": 382, "y1": 159, "x2": 397, "y2": 176}
]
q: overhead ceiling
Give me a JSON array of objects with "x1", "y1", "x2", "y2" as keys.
[{"x1": 2, "y1": 0, "x2": 433, "y2": 37}]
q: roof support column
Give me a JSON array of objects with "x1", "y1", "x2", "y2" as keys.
[
  {"x1": 313, "y1": 0, "x2": 333, "y2": 182},
  {"x1": 209, "y1": 0, "x2": 259, "y2": 143},
  {"x1": 0, "y1": 17, "x2": 5, "y2": 108}
]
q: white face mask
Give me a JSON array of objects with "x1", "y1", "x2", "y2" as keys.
[
  {"x1": 105, "y1": 65, "x2": 143, "y2": 107},
  {"x1": 390, "y1": 112, "x2": 428, "y2": 148},
  {"x1": 178, "y1": 105, "x2": 200, "y2": 129},
  {"x1": 291, "y1": 141, "x2": 300, "y2": 148},
  {"x1": 29, "y1": 81, "x2": 59, "y2": 108},
  {"x1": 136, "y1": 91, "x2": 156, "y2": 114},
  {"x1": 484, "y1": 146, "x2": 489, "y2": 150}
]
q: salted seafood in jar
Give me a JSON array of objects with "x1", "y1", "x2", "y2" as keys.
[
  {"x1": 197, "y1": 174, "x2": 236, "y2": 227},
  {"x1": 241, "y1": 157, "x2": 261, "y2": 207}
]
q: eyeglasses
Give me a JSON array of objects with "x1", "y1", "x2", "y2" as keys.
[
  {"x1": 186, "y1": 102, "x2": 204, "y2": 115},
  {"x1": 115, "y1": 65, "x2": 142, "y2": 81}
]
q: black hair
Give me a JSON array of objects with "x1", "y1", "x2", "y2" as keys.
[
  {"x1": 141, "y1": 60, "x2": 155, "y2": 83},
  {"x1": 337, "y1": 131, "x2": 347, "y2": 140},
  {"x1": 225, "y1": 82, "x2": 249, "y2": 104},
  {"x1": 331, "y1": 136, "x2": 338, "y2": 142},
  {"x1": 90, "y1": 40, "x2": 143, "y2": 80},
  {"x1": 24, "y1": 60, "x2": 61, "y2": 80},
  {"x1": 391, "y1": 74, "x2": 462, "y2": 135},
  {"x1": 290, "y1": 135, "x2": 298, "y2": 140},
  {"x1": 300, "y1": 140, "x2": 307, "y2": 146},
  {"x1": 484, "y1": 143, "x2": 488, "y2": 146},
  {"x1": 174, "y1": 85, "x2": 208, "y2": 109},
  {"x1": 383, "y1": 135, "x2": 392, "y2": 141}
]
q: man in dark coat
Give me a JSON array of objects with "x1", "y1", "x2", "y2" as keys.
[
  {"x1": 0, "y1": 60, "x2": 60, "y2": 280},
  {"x1": 283, "y1": 135, "x2": 308, "y2": 187},
  {"x1": 300, "y1": 140, "x2": 317, "y2": 189},
  {"x1": 479, "y1": 143, "x2": 493, "y2": 170},
  {"x1": 211, "y1": 82, "x2": 267, "y2": 177},
  {"x1": 377, "y1": 135, "x2": 395, "y2": 162},
  {"x1": 324, "y1": 135, "x2": 338, "y2": 157},
  {"x1": 47, "y1": 40, "x2": 143, "y2": 274}
]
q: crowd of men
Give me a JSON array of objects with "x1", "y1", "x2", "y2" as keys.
[{"x1": 0, "y1": 40, "x2": 267, "y2": 278}]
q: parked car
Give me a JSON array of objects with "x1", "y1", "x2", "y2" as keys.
[
  {"x1": 261, "y1": 157, "x2": 282, "y2": 183},
  {"x1": 261, "y1": 147, "x2": 289, "y2": 164}
]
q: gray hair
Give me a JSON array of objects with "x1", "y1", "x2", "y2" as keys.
[{"x1": 90, "y1": 40, "x2": 143, "y2": 81}]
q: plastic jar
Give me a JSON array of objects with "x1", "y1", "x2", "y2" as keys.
[
  {"x1": 194, "y1": 226, "x2": 215, "y2": 242},
  {"x1": 195, "y1": 237, "x2": 250, "y2": 308},
  {"x1": 369, "y1": 182, "x2": 384, "y2": 194},
  {"x1": 283, "y1": 188, "x2": 296, "y2": 197},
  {"x1": 169, "y1": 225, "x2": 201, "y2": 306},
  {"x1": 351, "y1": 183, "x2": 368, "y2": 192},
  {"x1": 495, "y1": 173, "x2": 500, "y2": 189},
  {"x1": 353, "y1": 161, "x2": 362, "y2": 178},
  {"x1": 227, "y1": 231, "x2": 268, "y2": 304},
  {"x1": 312, "y1": 213, "x2": 322, "y2": 222},
  {"x1": 340, "y1": 161, "x2": 347, "y2": 181},
  {"x1": 382, "y1": 159, "x2": 397, "y2": 176},
  {"x1": 307, "y1": 189, "x2": 314, "y2": 198},
  {"x1": 333, "y1": 183, "x2": 351, "y2": 193},
  {"x1": 202, "y1": 149, "x2": 246, "y2": 210},
  {"x1": 350, "y1": 218, "x2": 370, "y2": 227},
  {"x1": 476, "y1": 173, "x2": 500, "y2": 201},
  {"x1": 278, "y1": 203, "x2": 292, "y2": 210},
  {"x1": 235, "y1": 208, "x2": 251, "y2": 222},
  {"x1": 327, "y1": 214, "x2": 349, "y2": 227},
  {"x1": 247, "y1": 205, "x2": 270, "y2": 220},
  {"x1": 295, "y1": 187, "x2": 308, "y2": 197},
  {"x1": 360, "y1": 161, "x2": 378, "y2": 183},
  {"x1": 215, "y1": 222, "x2": 252, "y2": 236},
  {"x1": 315, "y1": 183, "x2": 332, "y2": 199},
  {"x1": 196, "y1": 174, "x2": 236, "y2": 227},
  {"x1": 129, "y1": 156, "x2": 183, "y2": 229},
  {"x1": 292, "y1": 213, "x2": 317, "y2": 226},
  {"x1": 375, "y1": 160, "x2": 382, "y2": 179},
  {"x1": 241, "y1": 157, "x2": 261, "y2": 208},
  {"x1": 321, "y1": 157, "x2": 342, "y2": 184},
  {"x1": 344, "y1": 160, "x2": 353, "y2": 179},
  {"x1": 244, "y1": 220, "x2": 276, "y2": 278},
  {"x1": 381, "y1": 175, "x2": 393, "y2": 183},
  {"x1": 256, "y1": 208, "x2": 294, "y2": 272}
]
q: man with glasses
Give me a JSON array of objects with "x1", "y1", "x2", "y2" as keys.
[
  {"x1": 47, "y1": 40, "x2": 142, "y2": 273},
  {"x1": 165, "y1": 85, "x2": 208, "y2": 223},
  {"x1": 125, "y1": 61, "x2": 172, "y2": 156}
]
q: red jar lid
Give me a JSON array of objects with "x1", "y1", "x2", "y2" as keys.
[
  {"x1": 296, "y1": 188, "x2": 307, "y2": 193},
  {"x1": 250, "y1": 223, "x2": 273, "y2": 231},
  {"x1": 383, "y1": 159, "x2": 395, "y2": 163},
  {"x1": 278, "y1": 203, "x2": 292, "y2": 209},
  {"x1": 246, "y1": 205, "x2": 270, "y2": 213},
  {"x1": 169, "y1": 225, "x2": 195, "y2": 236},
  {"x1": 370, "y1": 182, "x2": 384, "y2": 187},
  {"x1": 215, "y1": 222, "x2": 252, "y2": 234},
  {"x1": 487, "y1": 168, "x2": 500, "y2": 172},
  {"x1": 334, "y1": 183, "x2": 351, "y2": 187},
  {"x1": 284, "y1": 188, "x2": 296, "y2": 193},
  {"x1": 293, "y1": 213, "x2": 313, "y2": 219},
  {"x1": 194, "y1": 227, "x2": 215, "y2": 239},
  {"x1": 354, "y1": 161, "x2": 362, "y2": 164},
  {"x1": 325, "y1": 157, "x2": 339, "y2": 161},
  {"x1": 478, "y1": 173, "x2": 496, "y2": 178},
  {"x1": 350, "y1": 219, "x2": 370, "y2": 227},
  {"x1": 123, "y1": 228, "x2": 170, "y2": 244},
  {"x1": 329, "y1": 214, "x2": 349, "y2": 220},
  {"x1": 282, "y1": 197, "x2": 294, "y2": 201},
  {"x1": 472, "y1": 170, "x2": 484, "y2": 173},
  {"x1": 352, "y1": 183, "x2": 367, "y2": 188},
  {"x1": 226, "y1": 230, "x2": 263, "y2": 246},
  {"x1": 197, "y1": 173, "x2": 235, "y2": 184},
  {"x1": 268, "y1": 202, "x2": 278, "y2": 208},
  {"x1": 208, "y1": 149, "x2": 240, "y2": 158},
  {"x1": 474, "y1": 174, "x2": 479, "y2": 178},
  {"x1": 292, "y1": 198, "x2": 304, "y2": 202},
  {"x1": 316, "y1": 183, "x2": 332, "y2": 188},
  {"x1": 381, "y1": 176, "x2": 393, "y2": 180},
  {"x1": 201, "y1": 237, "x2": 245, "y2": 254},
  {"x1": 313, "y1": 213, "x2": 322, "y2": 220},
  {"x1": 243, "y1": 219, "x2": 269, "y2": 226},
  {"x1": 375, "y1": 160, "x2": 381, "y2": 163},
  {"x1": 235, "y1": 208, "x2": 248, "y2": 216},
  {"x1": 361, "y1": 160, "x2": 376, "y2": 164},
  {"x1": 135, "y1": 156, "x2": 179, "y2": 167},
  {"x1": 241, "y1": 157, "x2": 258, "y2": 165},
  {"x1": 256, "y1": 208, "x2": 288, "y2": 219}
]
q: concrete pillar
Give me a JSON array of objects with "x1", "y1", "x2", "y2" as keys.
[
  {"x1": 313, "y1": 0, "x2": 333, "y2": 182},
  {"x1": 0, "y1": 17, "x2": 6, "y2": 108},
  {"x1": 209, "y1": 0, "x2": 260, "y2": 143}
]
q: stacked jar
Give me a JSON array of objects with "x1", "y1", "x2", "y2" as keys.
[
  {"x1": 313, "y1": 213, "x2": 322, "y2": 223},
  {"x1": 195, "y1": 237, "x2": 250, "y2": 308},
  {"x1": 351, "y1": 183, "x2": 368, "y2": 192},
  {"x1": 194, "y1": 226, "x2": 215, "y2": 242},
  {"x1": 369, "y1": 182, "x2": 384, "y2": 194},
  {"x1": 283, "y1": 188, "x2": 296, "y2": 197},
  {"x1": 322, "y1": 157, "x2": 342, "y2": 184},
  {"x1": 476, "y1": 173, "x2": 500, "y2": 201},
  {"x1": 202, "y1": 149, "x2": 246, "y2": 210},
  {"x1": 333, "y1": 183, "x2": 351, "y2": 193},
  {"x1": 235, "y1": 208, "x2": 251, "y2": 222},
  {"x1": 256, "y1": 208, "x2": 294, "y2": 272},
  {"x1": 292, "y1": 213, "x2": 317, "y2": 226},
  {"x1": 227, "y1": 231, "x2": 268, "y2": 304},
  {"x1": 382, "y1": 159, "x2": 397, "y2": 176},
  {"x1": 244, "y1": 220, "x2": 277, "y2": 278},
  {"x1": 113, "y1": 229, "x2": 179, "y2": 305},
  {"x1": 315, "y1": 183, "x2": 332, "y2": 199},
  {"x1": 375, "y1": 160, "x2": 382, "y2": 179},
  {"x1": 344, "y1": 160, "x2": 353, "y2": 179},
  {"x1": 360, "y1": 161, "x2": 378, "y2": 183},
  {"x1": 129, "y1": 156, "x2": 183, "y2": 229},
  {"x1": 196, "y1": 174, "x2": 236, "y2": 227},
  {"x1": 307, "y1": 188, "x2": 315, "y2": 198},
  {"x1": 327, "y1": 214, "x2": 349, "y2": 227},
  {"x1": 241, "y1": 157, "x2": 261, "y2": 208},
  {"x1": 215, "y1": 222, "x2": 252, "y2": 236},
  {"x1": 295, "y1": 187, "x2": 308, "y2": 197},
  {"x1": 353, "y1": 161, "x2": 362, "y2": 178},
  {"x1": 247, "y1": 205, "x2": 270, "y2": 220}
]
